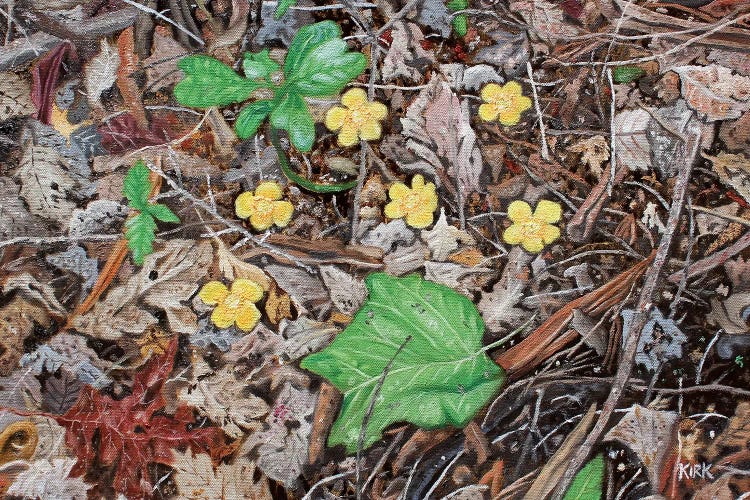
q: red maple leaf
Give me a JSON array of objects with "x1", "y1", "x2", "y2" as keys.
[{"x1": 56, "y1": 338, "x2": 230, "y2": 498}]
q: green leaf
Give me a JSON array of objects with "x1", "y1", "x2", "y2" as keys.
[
  {"x1": 174, "y1": 55, "x2": 258, "y2": 108},
  {"x1": 146, "y1": 203, "x2": 180, "y2": 223},
  {"x1": 243, "y1": 49, "x2": 280, "y2": 80},
  {"x1": 270, "y1": 92, "x2": 315, "y2": 152},
  {"x1": 284, "y1": 21, "x2": 341, "y2": 76},
  {"x1": 300, "y1": 273, "x2": 505, "y2": 453},
  {"x1": 274, "y1": 0, "x2": 297, "y2": 18},
  {"x1": 452, "y1": 14, "x2": 468, "y2": 36},
  {"x1": 123, "y1": 160, "x2": 151, "y2": 210},
  {"x1": 563, "y1": 455, "x2": 605, "y2": 500},
  {"x1": 286, "y1": 39, "x2": 367, "y2": 97},
  {"x1": 612, "y1": 66, "x2": 645, "y2": 84},
  {"x1": 447, "y1": 0, "x2": 468, "y2": 11},
  {"x1": 125, "y1": 212, "x2": 157, "y2": 265},
  {"x1": 235, "y1": 100, "x2": 275, "y2": 139}
]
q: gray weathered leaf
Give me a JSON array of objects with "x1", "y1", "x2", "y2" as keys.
[
  {"x1": 0, "y1": 72, "x2": 34, "y2": 120},
  {"x1": 85, "y1": 39, "x2": 119, "y2": 107},
  {"x1": 621, "y1": 308, "x2": 687, "y2": 372}
]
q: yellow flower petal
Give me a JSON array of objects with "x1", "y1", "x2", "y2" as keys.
[
  {"x1": 255, "y1": 181, "x2": 282, "y2": 201},
  {"x1": 539, "y1": 223, "x2": 561, "y2": 245},
  {"x1": 199, "y1": 281, "x2": 229, "y2": 305},
  {"x1": 211, "y1": 304, "x2": 236, "y2": 329},
  {"x1": 535, "y1": 200, "x2": 562, "y2": 223},
  {"x1": 367, "y1": 101, "x2": 388, "y2": 121},
  {"x1": 384, "y1": 200, "x2": 404, "y2": 219},
  {"x1": 507, "y1": 200, "x2": 532, "y2": 223},
  {"x1": 235, "y1": 304, "x2": 261, "y2": 331},
  {"x1": 359, "y1": 121, "x2": 382, "y2": 141},
  {"x1": 337, "y1": 124, "x2": 359, "y2": 147},
  {"x1": 412, "y1": 174, "x2": 425, "y2": 189},
  {"x1": 516, "y1": 95, "x2": 532, "y2": 113},
  {"x1": 231, "y1": 279, "x2": 264, "y2": 303},
  {"x1": 498, "y1": 110, "x2": 522, "y2": 126},
  {"x1": 503, "y1": 81, "x2": 523, "y2": 97},
  {"x1": 341, "y1": 88, "x2": 367, "y2": 108},
  {"x1": 478, "y1": 103, "x2": 499, "y2": 122},
  {"x1": 521, "y1": 236, "x2": 545, "y2": 253},
  {"x1": 325, "y1": 106, "x2": 347, "y2": 131},
  {"x1": 406, "y1": 209, "x2": 434, "y2": 229},
  {"x1": 388, "y1": 181, "x2": 410, "y2": 201},
  {"x1": 272, "y1": 200, "x2": 294, "y2": 227},
  {"x1": 250, "y1": 210, "x2": 275, "y2": 231},
  {"x1": 481, "y1": 83, "x2": 503, "y2": 103},
  {"x1": 235, "y1": 192, "x2": 256, "y2": 219},
  {"x1": 420, "y1": 183, "x2": 438, "y2": 212},
  {"x1": 502, "y1": 224, "x2": 524, "y2": 245}
]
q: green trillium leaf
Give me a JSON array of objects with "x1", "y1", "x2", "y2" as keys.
[
  {"x1": 563, "y1": 454, "x2": 605, "y2": 500},
  {"x1": 270, "y1": 92, "x2": 315, "y2": 152},
  {"x1": 300, "y1": 273, "x2": 506, "y2": 453},
  {"x1": 235, "y1": 100, "x2": 275, "y2": 139},
  {"x1": 286, "y1": 38, "x2": 367, "y2": 97},
  {"x1": 274, "y1": 0, "x2": 297, "y2": 18},
  {"x1": 243, "y1": 49, "x2": 280, "y2": 80},
  {"x1": 174, "y1": 55, "x2": 258, "y2": 107},
  {"x1": 284, "y1": 20, "x2": 342, "y2": 76}
]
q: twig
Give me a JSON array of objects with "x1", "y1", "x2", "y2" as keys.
[
  {"x1": 423, "y1": 450, "x2": 465, "y2": 500},
  {"x1": 696, "y1": 329, "x2": 723, "y2": 385},
  {"x1": 121, "y1": 0, "x2": 205, "y2": 45},
  {"x1": 0, "y1": 234, "x2": 121, "y2": 249},
  {"x1": 606, "y1": 68, "x2": 616, "y2": 197},
  {"x1": 553, "y1": 119, "x2": 701, "y2": 499},
  {"x1": 356, "y1": 335, "x2": 412, "y2": 500},
  {"x1": 526, "y1": 62, "x2": 549, "y2": 161},
  {"x1": 691, "y1": 205, "x2": 750, "y2": 227}
]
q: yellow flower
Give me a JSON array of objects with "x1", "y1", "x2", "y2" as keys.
[
  {"x1": 478, "y1": 81, "x2": 532, "y2": 126},
  {"x1": 235, "y1": 181, "x2": 294, "y2": 231},
  {"x1": 324, "y1": 88, "x2": 388, "y2": 147},
  {"x1": 199, "y1": 279, "x2": 264, "y2": 331},
  {"x1": 384, "y1": 174, "x2": 438, "y2": 229},
  {"x1": 503, "y1": 199, "x2": 562, "y2": 253}
]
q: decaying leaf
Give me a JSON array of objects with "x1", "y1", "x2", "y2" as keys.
[
  {"x1": 604, "y1": 405, "x2": 679, "y2": 490},
  {"x1": 382, "y1": 22, "x2": 436, "y2": 83},
  {"x1": 421, "y1": 208, "x2": 474, "y2": 261},
  {"x1": 6, "y1": 458, "x2": 91, "y2": 499},
  {"x1": 73, "y1": 239, "x2": 212, "y2": 339},
  {"x1": 401, "y1": 77, "x2": 484, "y2": 194},
  {"x1": 569, "y1": 135, "x2": 609, "y2": 178},
  {"x1": 613, "y1": 108, "x2": 652, "y2": 172},
  {"x1": 621, "y1": 308, "x2": 688, "y2": 372},
  {"x1": 244, "y1": 381, "x2": 316, "y2": 488},
  {"x1": 319, "y1": 265, "x2": 368, "y2": 315},
  {"x1": 673, "y1": 65, "x2": 750, "y2": 121},
  {"x1": 172, "y1": 450, "x2": 272, "y2": 500},
  {"x1": 478, "y1": 266, "x2": 528, "y2": 333},
  {"x1": 178, "y1": 359, "x2": 269, "y2": 439},
  {"x1": 704, "y1": 151, "x2": 750, "y2": 206},
  {"x1": 84, "y1": 39, "x2": 119, "y2": 108},
  {"x1": 0, "y1": 72, "x2": 34, "y2": 121}
]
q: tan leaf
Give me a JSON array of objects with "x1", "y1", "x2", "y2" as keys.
[
  {"x1": 420, "y1": 208, "x2": 474, "y2": 261},
  {"x1": 703, "y1": 151, "x2": 750, "y2": 205},
  {"x1": 0, "y1": 72, "x2": 34, "y2": 120},
  {"x1": 172, "y1": 450, "x2": 272, "y2": 500},
  {"x1": 673, "y1": 65, "x2": 750, "y2": 121},
  {"x1": 264, "y1": 282, "x2": 293, "y2": 325},
  {"x1": 569, "y1": 135, "x2": 610, "y2": 178}
]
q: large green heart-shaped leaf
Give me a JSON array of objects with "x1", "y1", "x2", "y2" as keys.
[
  {"x1": 563, "y1": 454, "x2": 605, "y2": 500},
  {"x1": 300, "y1": 273, "x2": 505, "y2": 453},
  {"x1": 174, "y1": 55, "x2": 258, "y2": 107}
]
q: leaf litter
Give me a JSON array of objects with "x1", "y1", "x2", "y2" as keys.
[{"x1": 0, "y1": 0, "x2": 749, "y2": 498}]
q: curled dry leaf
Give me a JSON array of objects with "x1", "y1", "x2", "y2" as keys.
[
  {"x1": 673, "y1": 65, "x2": 750, "y2": 121},
  {"x1": 73, "y1": 239, "x2": 212, "y2": 340},
  {"x1": 604, "y1": 405, "x2": 679, "y2": 491}
]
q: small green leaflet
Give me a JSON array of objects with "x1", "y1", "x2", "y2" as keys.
[
  {"x1": 447, "y1": 0, "x2": 469, "y2": 37},
  {"x1": 300, "y1": 273, "x2": 505, "y2": 453},
  {"x1": 274, "y1": 0, "x2": 297, "y2": 18},
  {"x1": 173, "y1": 55, "x2": 258, "y2": 107},
  {"x1": 613, "y1": 66, "x2": 645, "y2": 84},
  {"x1": 123, "y1": 161, "x2": 180, "y2": 265},
  {"x1": 563, "y1": 454, "x2": 605, "y2": 500},
  {"x1": 243, "y1": 49, "x2": 279, "y2": 80}
]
